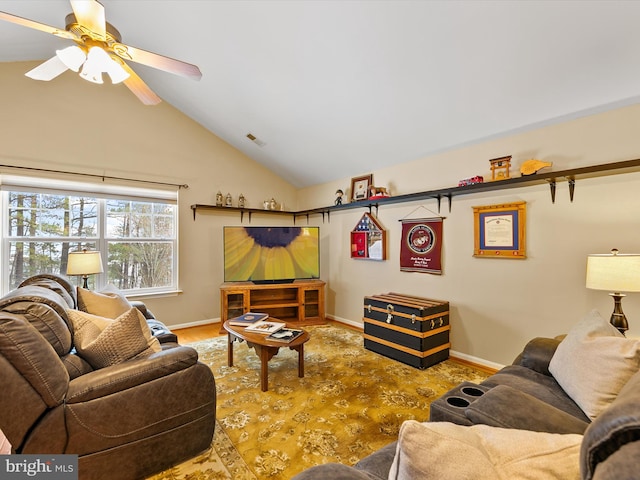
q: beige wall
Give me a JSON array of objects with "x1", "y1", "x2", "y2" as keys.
[
  {"x1": 0, "y1": 61, "x2": 298, "y2": 327},
  {"x1": 3, "y1": 61, "x2": 640, "y2": 367},
  {"x1": 300, "y1": 104, "x2": 640, "y2": 367}
]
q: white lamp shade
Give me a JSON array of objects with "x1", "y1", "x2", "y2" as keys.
[
  {"x1": 79, "y1": 46, "x2": 129, "y2": 85},
  {"x1": 67, "y1": 250, "x2": 104, "y2": 276},
  {"x1": 106, "y1": 61, "x2": 130, "y2": 84},
  {"x1": 56, "y1": 46, "x2": 87, "y2": 72},
  {"x1": 586, "y1": 252, "x2": 640, "y2": 293}
]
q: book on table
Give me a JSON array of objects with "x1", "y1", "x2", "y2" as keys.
[
  {"x1": 244, "y1": 319, "x2": 286, "y2": 334},
  {"x1": 228, "y1": 312, "x2": 269, "y2": 326},
  {"x1": 266, "y1": 328, "x2": 304, "y2": 343}
]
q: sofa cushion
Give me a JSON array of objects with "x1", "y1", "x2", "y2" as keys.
[
  {"x1": 388, "y1": 420, "x2": 582, "y2": 480},
  {"x1": 77, "y1": 285, "x2": 132, "y2": 318},
  {"x1": 354, "y1": 441, "x2": 397, "y2": 480},
  {"x1": 580, "y1": 369, "x2": 640, "y2": 480},
  {"x1": 0, "y1": 300, "x2": 73, "y2": 357},
  {"x1": 0, "y1": 286, "x2": 70, "y2": 327},
  {"x1": 465, "y1": 384, "x2": 589, "y2": 434},
  {"x1": 67, "y1": 308, "x2": 161, "y2": 369},
  {"x1": 60, "y1": 352, "x2": 94, "y2": 379},
  {"x1": 548, "y1": 310, "x2": 640, "y2": 420},
  {"x1": 590, "y1": 441, "x2": 640, "y2": 480},
  {"x1": 481, "y1": 365, "x2": 589, "y2": 422},
  {"x1": 19, "y1": 275, "x2": 77, "y2": 309},
  {"x1": 514, "y1": 336, "x2": 562, "y2": 375}
]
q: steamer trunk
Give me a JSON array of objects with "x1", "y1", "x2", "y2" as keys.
[{"x1": 363, "y1": 293, "x2": 450, "y2": 369}]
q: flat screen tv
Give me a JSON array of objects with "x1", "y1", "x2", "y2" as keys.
[{"x1": 224, "y1": 226, "x2": 320, "y2": 283}]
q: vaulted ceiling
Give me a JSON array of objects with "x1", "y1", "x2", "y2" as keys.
[{"x1": 1, "y1": 1, "x2": 640, "y2": 187}]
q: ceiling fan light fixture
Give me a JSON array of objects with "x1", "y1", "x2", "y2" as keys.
[
  {"x1": 1, "y1": 0, "x2": 200, "y2": 104},
  {"x1": 105, "y1": 60, "x2": 130, "y2": 84},
  {"x1": 80, "y1": 63, "x2": 103, "y2": 84},
  {"x1": 78, "y1": 46, "x2": 128, "y2": 85},
  {"x1": 55, "y1": 45, "x2": 86, "y2": 72}
]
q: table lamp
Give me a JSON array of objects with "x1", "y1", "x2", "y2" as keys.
[
  {"x1": 586, "y1": 249, "x2": 640, "y2": 335},
  {"x1": 67, "y1": 249, "x2": 103, "y2": 289}
]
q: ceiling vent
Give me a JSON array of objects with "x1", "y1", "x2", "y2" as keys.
[{"x1": 246, "y1": 133, "x2": 266, "y2": 147}]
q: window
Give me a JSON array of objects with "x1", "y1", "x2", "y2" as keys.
[{"x1": 2, "y1": 177, "x2": 178, "y2": 295}]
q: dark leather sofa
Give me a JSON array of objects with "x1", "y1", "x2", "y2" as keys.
[
  {"x1": 292, "y1": 335, "x2": 640, "y2": 480},
  {"x1": 0, "y1": 274, "x2": 216, "y2": 480}
]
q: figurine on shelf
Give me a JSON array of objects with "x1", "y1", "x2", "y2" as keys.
[
  {"x1": 269, "y1": 198, "x2": 277, "y2": 210},
  {"x1": 335, "y1": 189, "x2": 344, "y2": 205},
  {"x1": 225, "y1": 193, "x2": 233, "y2": 207},
  {"x1": 215, "y1": 191, "x2": 223, "y2": 206},
  {"x1": 238, "y1": 193, "x2": 246, "y2": 208},
  {"x1": 489, "y1": 156, "x2": 512, "y2": 181},
  {"x1": 369, "y1": 186, "x2": 390, "y2": 199},
  {"x1": 520, "y1": 159, "x2": 553, "y2": 176}
]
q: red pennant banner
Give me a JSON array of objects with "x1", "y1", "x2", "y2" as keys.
[{"x1": 400, "y1": 218, "x2": 443, "y2": 274}]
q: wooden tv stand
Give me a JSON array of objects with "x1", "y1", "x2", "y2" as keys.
[{"x1": 220, "y1": 280, "x2": 325, "y2": 332}]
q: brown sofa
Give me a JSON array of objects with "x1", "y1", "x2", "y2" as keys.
[{"x1": 0, "y1": 274, "x2": 216, "y2": 480}]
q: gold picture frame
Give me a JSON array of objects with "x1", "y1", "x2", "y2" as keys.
[
  {"x1": 350, "y1": 174, "x2": 373, "y2": 202},
  {"x1": 473, "y1": 201, "x2": 526, "y2": 259}
]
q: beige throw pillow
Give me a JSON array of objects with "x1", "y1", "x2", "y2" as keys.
[
  {"x1": 548, "y1": 310, "x2": 640, "y2": 420},
  {"x1": 67, "y1": 308, "x2": 161, "y2": 369},
  {"x1": 77, "y1": 285, "x2": 132, "y2": 318},
  {"x1": 388, "y1": 421, "x2": 582, "y2": 480}
]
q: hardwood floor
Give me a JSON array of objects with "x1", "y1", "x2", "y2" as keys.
[
  {"x1": 173, "y1": 323, "x2": 224, "y2": 344},
  {"x1": 173, "y1": 320, "x2": 355, "y2": 344},
  {"x1": 172, "y1": 321, "x2": 498, "y2": 374}
]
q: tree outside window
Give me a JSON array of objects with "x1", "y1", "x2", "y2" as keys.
[{"x1": 4, "y1": 189, "x2": 177, "y2": 294}]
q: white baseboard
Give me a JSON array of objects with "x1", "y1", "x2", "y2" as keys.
[
  {"x1": 327, "y1": 315, "x2": 504, "y2": 372},
  {"x1": 170, "y1": 318, "x2": 220, "y2": 330},
  {"x1": 326, "y1": 314, "x2": 362, "y2": 329},
  {"x1": 170, "y1": 315, "x2": 506, "y2": 371},
  {"x1": 449, "y1": 350, "x2": 504, "y2": 371}
]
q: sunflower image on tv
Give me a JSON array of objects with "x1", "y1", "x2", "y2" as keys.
[{"x1": 224, "y1": 227, "x2": 319, "y2": 281}]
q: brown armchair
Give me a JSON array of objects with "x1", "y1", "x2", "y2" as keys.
[{"x1": 0, "y1": 274, "x2": 216, "y2": 480}]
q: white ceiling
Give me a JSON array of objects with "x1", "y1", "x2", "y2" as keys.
[{"x1": 1, "y1": 1, "x2": 640, "y2": 188}]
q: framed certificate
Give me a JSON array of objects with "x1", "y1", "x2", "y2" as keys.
[
  {"x1": 350, "y1": 174, "x2": 373, "y2": 202},
  {"x1": 473, "y1": 201, "x2": 526, "y2": 259}
]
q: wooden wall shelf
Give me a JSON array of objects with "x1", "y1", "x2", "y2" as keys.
[{"x1": 192, "y1": 158, "x2": 640, "y2": 222}]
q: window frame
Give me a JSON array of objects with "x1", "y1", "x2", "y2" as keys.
[{"x1": 1, "y1": 176, "x2": 179, "y2": 296}]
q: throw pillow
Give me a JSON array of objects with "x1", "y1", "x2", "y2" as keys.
[
  {"x1": 77, "y1": 285, "x2": 132, "y2": 318},
  {"x1": 67, "y1": 308, "x2": 161, "y2": 369},
  {"x1": 548, "y1": 309, "x2": 640, "y2": 420},
  {"x1": 388, "y1": 420, "x2": 582, "y2": 480}
]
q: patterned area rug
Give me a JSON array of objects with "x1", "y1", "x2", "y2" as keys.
[{"x1": 150, "y1": 324, "x2": 490, "y2": 479}]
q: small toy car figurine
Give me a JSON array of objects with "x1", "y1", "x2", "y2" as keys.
[{"x1": 458, "y1": 176, "x2": 484, "y2": 187}]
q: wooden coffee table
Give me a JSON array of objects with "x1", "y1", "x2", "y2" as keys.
[{"x1": 223, "y1": 320, "x2": 310, "y2": 392}]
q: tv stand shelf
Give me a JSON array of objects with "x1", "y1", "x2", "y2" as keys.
[{"x1": 220, "y1": 280, "x2": 325, "y2": 332}]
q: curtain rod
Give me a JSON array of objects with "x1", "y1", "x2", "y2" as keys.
[{"x1": 0, "y1": 164, "x2": 189, "y2": 189}]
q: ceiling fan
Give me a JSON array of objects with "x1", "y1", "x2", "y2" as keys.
[{"x1": 0, "y1": 0, "x2": 202, "y2": 105}]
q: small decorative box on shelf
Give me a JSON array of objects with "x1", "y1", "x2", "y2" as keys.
[{"x1": 363, "y1": 292, "x2": 450, "y2": 369}]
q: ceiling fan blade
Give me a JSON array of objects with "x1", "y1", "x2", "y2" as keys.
[
  {"x1": 112, "y1": 43, "x2": 202, "y2": 80},
  {"x1": 120, "y1": 62, "x2": 162, "y2": 105},
  {"x1": 70, "y1": 0, "x2": 106, "y2": 40},
  {"x1": 25, "y1": 56, "x2": 69, "y2": 81},
  {"x1": 0, "y1": 11, "x2": 78, "y2": 41}
]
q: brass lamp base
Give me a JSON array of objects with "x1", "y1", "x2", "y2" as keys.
[{"x1": 610, "y1": 293, "x2": 629, "y2": 336}]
